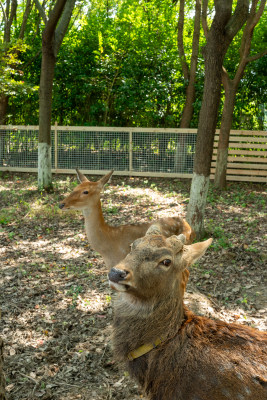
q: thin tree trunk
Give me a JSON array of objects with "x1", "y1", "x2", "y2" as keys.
[
  {"x1": 38, "y1": 44, "x2": 56, "y2": 191},
  {"x1": 214, "y1": 0, "x2": 267, "y2": 189},
  {"x1": 0, "y1": 96, "x2": 8, "y2": 125},
  {"x1": 35, "y1": 0, "x2": 75, "y2": 190},
  {"x1": 214, "y1": 78, "x2": 236, "y2": 189},
  {"x1": 174, "y1": 0, "x2": 201, "y2": 173},
  {"x1": 179, "y1": 0, "x2": 201, "y2": 129},
  {"x1": 187, "y1": 43, "x2": 224, "y2": 238}
]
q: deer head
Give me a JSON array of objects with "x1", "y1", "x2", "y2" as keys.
[
  {"x1": 109, "y1": 225, "x2": 212, "y2": 301},
  {"x1": 59, "y1": 169, "x2": 114, "y2": 211}
]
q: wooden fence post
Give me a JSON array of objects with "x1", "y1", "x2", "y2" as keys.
[
  {"x1": 54, "y1": 122, "x2": 58, "y2": 171},
  {"x1": 129, "y1": 130, "x2": 133, "y2": 174}
]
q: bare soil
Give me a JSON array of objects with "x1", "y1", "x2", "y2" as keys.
[{"x1": 0, "y1": 172, "x2": 266, "y2": 400}]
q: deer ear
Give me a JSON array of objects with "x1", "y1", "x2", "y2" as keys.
[
  {"x1": 166, "y1": 234, "x2": 185, "y2": 253},
  {"x1": 145, "y1": 224, "x2": 162, "y2": 236},
  {"x1": 182, "y1": 238, "x2": 213, "y2": 267},
  {"x1": 76, "y1": 168, "x2": 89, "y2": 183},
  {"x1": 98, "y1": 170, "x2": 114, "y2": 187},
  {"x1": 176, "y1": 234, "x2": 186, "y2": 244}
]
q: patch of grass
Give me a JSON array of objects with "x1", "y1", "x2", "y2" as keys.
[
  {"x1": 64, "y1": 262, "x2": 93, "y2": 276},
  {"x1": 106, "y1": 205, "x2": 119, "y2": 214},
  {"x1": 206, "y1": 222, "x2": 232, "y2": 251},
  {"x1": 246, "y1": 245, "x2": 259, "y2": 253},
  {"x1": 67, "y1": 285, "x2": 83, "y2": 308}
]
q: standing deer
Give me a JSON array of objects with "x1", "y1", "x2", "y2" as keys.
[
  {"x1": 59, "y1": 170, "x2": 195, "y2": 270},
  {"x1": 108, "y1": 226, "x2": 267, "y2": 400}
]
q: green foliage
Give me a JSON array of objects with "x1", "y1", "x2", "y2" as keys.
[{"x1": 0, "y1": 41, "x2": 38, "y2": 97}]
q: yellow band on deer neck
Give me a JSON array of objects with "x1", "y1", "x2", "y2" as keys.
[{"x1": 127, "y1": 336, "x2": 166, "y2": 361}]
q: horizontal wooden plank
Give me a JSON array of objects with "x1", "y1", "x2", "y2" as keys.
[
  {"x1": 0, "y1": 125, "x2": 197, "y2": 134},
  {"x1": 0, "y1": 125, "x2": 266, "y2": 136},
  {"x1": 0, "y1": 125, "x2": 39, "y2": 130},
  {"x1": 214, "y1": 136, "x2": 267, "y2": 143},
  {"x1": 210, "y1": 168, "x2": 267, "y2": 176},
  {"x1": 211, "y1": 162, "x2": 267, "y2": 170},
  {"x1": 212, "y1": 155, "x2": 267, "y2": 163},
  {"x1": 213, "y1": 149, "x2": 267, "y2": 156},
  {"x1": 0, "y1": 167, "x2": 38, "y2": 172},
  {"x1": 210, "y1": 174, "x2": 267, "y2": 183},
  {"x1": 54, "y1": 169, "x2": 194, "y2": 178},
  {"x1": 215, "y1": 129, "x2": 267, "y2": 136},
  {"x1": 213, "y1": 142, "x2": 267, "y2": 149},
  {"x1": 0, "y1": 167, "x2": 193, "y2": 179}
]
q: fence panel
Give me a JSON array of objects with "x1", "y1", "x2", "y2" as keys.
[
  {"x1": 211, "y1": 130, "x2": 267, "y2": 183},
  {"x1": 0, "y1": 125, "x2": 266, "y2": 183}
]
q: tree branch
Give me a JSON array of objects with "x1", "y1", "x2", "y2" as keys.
[
  {"x1": 240, "y1": 0, "x2": 266, "y2": 56},
  {"x1": 54, "y1": 0, "x2": 76, "y2": 56},
  {"x1": 190, "y1": 0, "x2": 201, "y2": 78},
  {"x1": 19, "y1": 0, "x2": 33, "y2": 39},
  {"x1": 43, "y1": 0, "x2": 68, "y2": 44},
  {"x1": 177, "y1": 0, "x2": 189, "y2": 81},
  {"x1": 4, "y1": 0, "x2": 17, "y2": 42},
  {"x1": 228, "y1": 0, "x2": 266, "y2": 88},
  {"x1": 0, "y1": 0, "x2": 7, "y2": 24},
  {"x1": 33, "y1": 0, "x2": 47, "y2": 24},
  {"x1": 221, "y1": 66, "x2": 230, "y2": 90},
  {"x1": 225, "y1": 0, "x2": 249, "y2": 43},
  {"x1": 247, "y1": 48, "x2": 267, "y2": 63},
  {"x1": 201, "y1": 0, "x2": 209, "y2": 39}
]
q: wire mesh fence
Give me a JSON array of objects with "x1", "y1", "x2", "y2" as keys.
[
  {"x1": 57, "y1": 129, "x2": 130, "y2": 171},
  {"x1": 0, "y1": 126, "x2": 197, "y2": 177},
  {"x1": 0, "y1": 125, "x2": 266, "y2": 181}
]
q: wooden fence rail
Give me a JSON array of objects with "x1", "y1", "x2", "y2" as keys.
[
  {"x1": 0, "y1": 125, "x2": 266, "y2": 183},
  {"x1": 211, "y1": 130, "x2": 267, "y2": 183}
]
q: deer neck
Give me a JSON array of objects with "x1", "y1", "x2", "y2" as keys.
[
  {"x1": 113, "y1": 293, "x2": 185, "y2": 361},
  {"x1": 82, "y1": 199, "x2": 110, "y2": 251}
]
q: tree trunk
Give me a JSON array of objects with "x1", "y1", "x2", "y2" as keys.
[
  {"x1": 35, "y1": 0, "x2": 75, "y2": 190},
  {"x1": 38, "y1": 44, "x2": 56, "y2": 191},
  {"x1": 174, "y1": 0, "x2": 201, "y2": 173},
  {"x1": 0, "y1": 337, "x2": 6, "y2": 400},
  {"x1": 214, "y1": 0, "x2": 267, "y2": 189},
  {"x1": 180, "y1": 81, "x2": 196, "y2": 129},
  {"x1": 187, "y1": 26, "x2": 226, "y2": 237},
  {"x1": 187, "y1": 58, "x2": 223, "y2": 237},
  {"x1": 0, "y1": 96, "x2": 8, "y2": 125},
  {"x1": 214, "y1": 79, "x2": 236, "y2": 189},
  {"x1": 187, "y1": 0, "x2": 250, "y2": 239}
]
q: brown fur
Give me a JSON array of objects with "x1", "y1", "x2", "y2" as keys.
[{"x1": 109, "y1": 230, "x2": 267, "y2": 400}]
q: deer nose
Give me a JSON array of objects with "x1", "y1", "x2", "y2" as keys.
[
  {"x1": 108, "y1": 268, "x2": 128, "y2": 283},
  {"x1": 59, "y1": 203, "x2": 65, "y2": 209}
]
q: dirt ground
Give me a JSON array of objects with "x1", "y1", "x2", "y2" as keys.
[{"x1": 0, "y1": 172, "x2": 266, "y2": 400}]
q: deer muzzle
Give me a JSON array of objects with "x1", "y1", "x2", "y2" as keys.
[
  {"x1": 109, "y1": 268, "x2": 128, "y2": 283},
  {"x1": 108, "y1": 268, "x2": 130, "y2": 292}
]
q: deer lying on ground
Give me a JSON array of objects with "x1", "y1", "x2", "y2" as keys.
[
  {"x1": 108, "y1": 226, "x2": 267, "y2": 400},
  {"x1": 59, "y1": 170, "x2": 195, "y2": 270}
]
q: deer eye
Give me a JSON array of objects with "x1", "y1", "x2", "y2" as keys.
[
  {"x1": 160, "y1": 259, "x2": 172, "y2": 267},
  {"x1": 83, "y1": 190, "x2": 89, "y2": 195}
]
